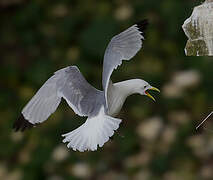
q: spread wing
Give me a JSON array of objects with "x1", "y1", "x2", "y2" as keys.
[
  {"x1": 13, "y1": 66, "x2": 102, "y2": 131},
  {"x1": 102, "y1": 19, "x2": 148, "y2": 108}
]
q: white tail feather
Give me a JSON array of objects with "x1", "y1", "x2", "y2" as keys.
[{"x1": 62, "y1": 114, "x2": 122, "y2": 152}]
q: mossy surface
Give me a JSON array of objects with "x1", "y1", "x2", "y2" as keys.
[{"x1": 185, "y1": 39, "x2": 209, "y2": 56}]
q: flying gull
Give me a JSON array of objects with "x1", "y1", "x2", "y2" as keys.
[{"x1": 13, "y1": 19, "x2": 160, "y2": 152}]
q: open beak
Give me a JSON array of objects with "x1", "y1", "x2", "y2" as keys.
[{"x1": 145, "y1": 87, "x2": 160, "y2": 102}]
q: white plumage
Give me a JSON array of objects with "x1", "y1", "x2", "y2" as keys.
[
  {"x1": 14, "y1": 19, "x2": 160, "y2": 152},
  {"x1": 62, "y1": 107, "x2": 121, "y2": 152}
]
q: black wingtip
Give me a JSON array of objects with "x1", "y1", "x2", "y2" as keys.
[
  {"x1": 13, "y1": 114, "x2": 34, "y2": 132},
  {"x1": 136, "y1": 19, "x2": 149, "y2": 33}
]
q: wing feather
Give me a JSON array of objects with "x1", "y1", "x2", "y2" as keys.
[
  {"x1": 102, "y1": 19, "x2": 148, "y2": 108},
  {"x1": 14, "y1": 66, "x2": 102, "y2": 131}
]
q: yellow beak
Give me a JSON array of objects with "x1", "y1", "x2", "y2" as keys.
[{"x1": 145, "y1": 87, "x2": 160, "y2": 102}]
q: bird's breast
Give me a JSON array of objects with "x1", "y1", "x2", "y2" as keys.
[{"x1": 108, "y1": 94, "x2": 125, "y2": 117}]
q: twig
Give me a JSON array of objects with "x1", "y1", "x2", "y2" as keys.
[{"x1": 196, "y1": 111, "x2": 213, "y2": 130}]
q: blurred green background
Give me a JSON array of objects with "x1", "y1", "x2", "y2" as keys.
[{"x1": 1, "y1": 0, "x2": 213, "y2": 180}]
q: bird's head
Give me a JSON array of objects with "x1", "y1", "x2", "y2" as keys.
[{"x1": 137, "y1": 80, "x2": 160, "y2": 101}]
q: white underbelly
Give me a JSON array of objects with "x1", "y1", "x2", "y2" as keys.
[
  {"x1": 106, "y1": 81, "x2": 127, "y2": 117},
  {"x1": 108, "y1": 96, "x2": 125, "y2": 117}
]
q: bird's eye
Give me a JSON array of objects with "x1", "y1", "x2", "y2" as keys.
[{"x1": 144, "y1": 85, "x2": 147, "y2": 89}]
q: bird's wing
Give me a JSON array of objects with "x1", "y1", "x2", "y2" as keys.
[
  {"x1": 102, "y1": 20, "x2": 148, "y2": 108},
  {"x1": 13, "y1": 66, "x2": 101, "y2": 131}
]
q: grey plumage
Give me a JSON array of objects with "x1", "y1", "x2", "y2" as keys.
[{"x1": 20, "y1": 66, "x2": 104, "y2": 124}]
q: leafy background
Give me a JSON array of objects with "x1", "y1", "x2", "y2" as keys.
[{"x1": 1, "y1": 0, "x2": 213, "y2": 179}]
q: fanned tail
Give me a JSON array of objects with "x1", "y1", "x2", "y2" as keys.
[{"x1": 62, "y1": 113, "x2": 122, "y2": 152}]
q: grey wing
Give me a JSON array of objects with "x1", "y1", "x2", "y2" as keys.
[
  {"x1": 58, "y1": 66, "x2": 103, "y2": 117},
  {"x1": 102, "y1": 20, "x2": 148, "y2": 108},
  {"x1": 13, "y1": 66, "x2": 101, "y2": 131}
]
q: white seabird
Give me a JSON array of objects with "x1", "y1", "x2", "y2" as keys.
[{"x1": 13, "y1": 19, "x2": 160, "y2": 152}]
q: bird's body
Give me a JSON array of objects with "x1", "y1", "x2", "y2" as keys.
[{"x1": 14, "y1": 19, "x2": 160, "y2": 152}]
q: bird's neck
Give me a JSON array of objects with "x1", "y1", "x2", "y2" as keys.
[
  {"x1": 114, "y1": 79, "x2": 141, "y2": 97},
  {"x1": 107, "y1": 79, "x2": 140, "y2": 116}
]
